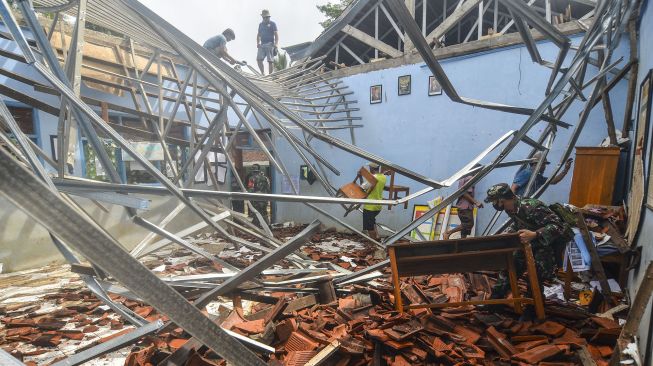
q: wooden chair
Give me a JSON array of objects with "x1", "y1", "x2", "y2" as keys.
[
  {"x1": 384, "y1": 169, "x2": 409, "y2": 210},
  {"x1": 336, "y1": 167, "x2": 377, "y2": 217}
]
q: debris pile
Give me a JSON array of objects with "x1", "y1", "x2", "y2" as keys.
[
  {"x1": 0, "y1": 228, "x2": 631, "y2": 365},
  {"x1": 107, "y1": 273, "x2": 625, "y2": 366}
]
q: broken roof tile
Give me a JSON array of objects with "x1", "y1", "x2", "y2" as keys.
[
  {"x1": 513, "y1": 344, "x2": 562, "y2": 364},
  {"x1": 232, "y1": 319, "x2": 266, "y2": 335},
  {"x1": 285, "y1": 332, "x2": 319, "y2": 352},
  {"x1": 531, "y1": 321, "x2": 566, "y2": 337}
]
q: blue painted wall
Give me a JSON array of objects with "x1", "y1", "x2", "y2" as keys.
[
  {"x1": 272, "y1": 35, "x2": 630, "y2": 235},
  {"x1": 630, "y1": 0, "x2": 653, "y2": 359}
]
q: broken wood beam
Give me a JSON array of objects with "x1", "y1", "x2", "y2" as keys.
[{"x1": 341, "y1": 25, "x2": 402, "y2": 58}]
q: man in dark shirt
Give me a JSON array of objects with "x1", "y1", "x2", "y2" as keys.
[
  {"x1": 256, "y1": 9, "x2": 279, "y2": 75},
  {"x1": 511, "y1": 152, "x2": 573, "y2": 196},
  {"x1": 203, "y1": 28, "x2": 243, "y2": 66}
]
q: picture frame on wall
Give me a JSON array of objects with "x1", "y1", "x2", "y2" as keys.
[
  {"x1": 410, "y1": 204, "x2": 433, "y2": 240},
  {"x1": 428, "y1": 75, "x2": 442, "y2": 96},
  {"x1": 370, "y1": 84, "x2": 382, "y2": 104},
  {"x1": 398, "y1": 75, "x2": 411, "y2": 96}
]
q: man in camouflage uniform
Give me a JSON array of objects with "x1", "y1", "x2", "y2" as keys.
[
  {"x1": 485, "y1": 183, "x2": 573, "y2": 301},
  {"x1": 247, "y1": 164, "x2": 270, "y2": 227}
]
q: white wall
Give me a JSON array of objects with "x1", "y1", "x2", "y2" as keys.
[{"x1": 0, "y1": 195, "x2": 207, "y2": 272}]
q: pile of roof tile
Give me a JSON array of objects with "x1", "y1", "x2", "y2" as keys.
[
  {"x1": 0, "y1": 287, "x2": 165, "y2": 364},
  {"x1": 0, "y1": 227, "x2": 627, "y2": 366},
  {"x1": 112, "y1": 273, "x2": 623, "y2": 366}
]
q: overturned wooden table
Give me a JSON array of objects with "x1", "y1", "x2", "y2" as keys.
[{"x1": 388, "y1": 233, "x2": 545, "y2": 320}]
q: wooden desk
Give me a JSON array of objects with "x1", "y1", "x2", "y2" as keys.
[{"x1": 388, "y1": 233, "x2": 545, "y2": 320}]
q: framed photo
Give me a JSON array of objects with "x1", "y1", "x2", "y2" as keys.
[
  {"x1": 398, "y1": 75, "x2": 411, "y2": 96},
  {"x1": 410, "y1": 204, "x2": 433, "y2": 240},
  {"x1": 428, "y1": 75, "x2": 442, "y2": 96},
  {"x1": 370, "y1": 85, "x2": 382, "y2": 104}
]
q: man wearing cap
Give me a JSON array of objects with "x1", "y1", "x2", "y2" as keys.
[
  {"x1": 363, "y1": 163, "x2": 387, "y2": 241},
  {"x1": 257, "y1": 9, "x2": 279, "y2": 75},
  {"x1": 484, "y1": 183, "x2": 573, "y2": 314},
  {"x1": 511, "y1": 152, "x2": 573, "y2": 196},
  {"x1": 204, "y1": 28, "x2": 244, "y2": 66}
]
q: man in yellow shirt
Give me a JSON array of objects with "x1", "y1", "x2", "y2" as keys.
[{"x1": 363, "y1": 163, "x2": 387, "y2": 240}]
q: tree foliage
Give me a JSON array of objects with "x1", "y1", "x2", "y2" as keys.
[{"x1": 316, "y1": 0, "x2": 354, "y2": 29}]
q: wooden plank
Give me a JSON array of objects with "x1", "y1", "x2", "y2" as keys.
[
  {"x1": 426, "y1": 0, "x2": 483, "y2": 44},
  {"x1": 389, "y1": 247, "x2": 404, "y2": 312},
  {"x1": 396, "y1": 250, "x2": 515, "y2": 276},
  {"x1": 523, "y1": 242, "x2": 546, "y2": 320},
  {"x1": 405, "y1": 298, "x2": 535, "y2": 309},
  {"x1": 342, "y1": 25, "x2": 401, "y2": 57},
  {"x1": 507, "y1": 253, "x2": 523, "y2": 314}
]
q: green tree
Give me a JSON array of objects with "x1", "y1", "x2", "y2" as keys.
[{"x1": 316, "y1": 0, "x2": 354, "y2": 29}]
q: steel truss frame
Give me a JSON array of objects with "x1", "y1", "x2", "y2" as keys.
[{"x1": 0, "y1": 0, "x2": 636, "y2": 364}]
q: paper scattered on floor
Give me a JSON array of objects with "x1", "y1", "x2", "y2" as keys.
[
  {"x1": 590, "y1": 278, "x2": 622, "y2": 293},
  {"x1": 543, "y1": 284, "x2": 565, "y2": 301}
]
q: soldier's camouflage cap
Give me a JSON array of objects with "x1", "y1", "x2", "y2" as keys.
[{"x1": 484, "y1": 183, "x2": 515, "y2": 203}]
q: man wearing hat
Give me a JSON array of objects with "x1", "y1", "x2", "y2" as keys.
[
  {"x1": 257, "y1": 9, "x2": 279, "y2": 75},
  {"x1": 511, "y1": 152, "x2": 573, "y2": 196},
  {"x1": 203, "y1": 28, "x2": 244, "y2": 66},
  {"x1": 362, "y1": 162, "x2": 387, "y2": 241},
  {"x1": 485, "y1": 183, "x2": 573, "y2": 314}
]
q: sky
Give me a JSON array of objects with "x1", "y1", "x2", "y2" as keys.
[{"x1": 139, "y1": 0, "x2": 333, "y2": 67}]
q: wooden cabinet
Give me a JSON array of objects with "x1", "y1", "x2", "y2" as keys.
[{"x1": 569, "y1": 147, "x2": 621, "y2": 207}]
